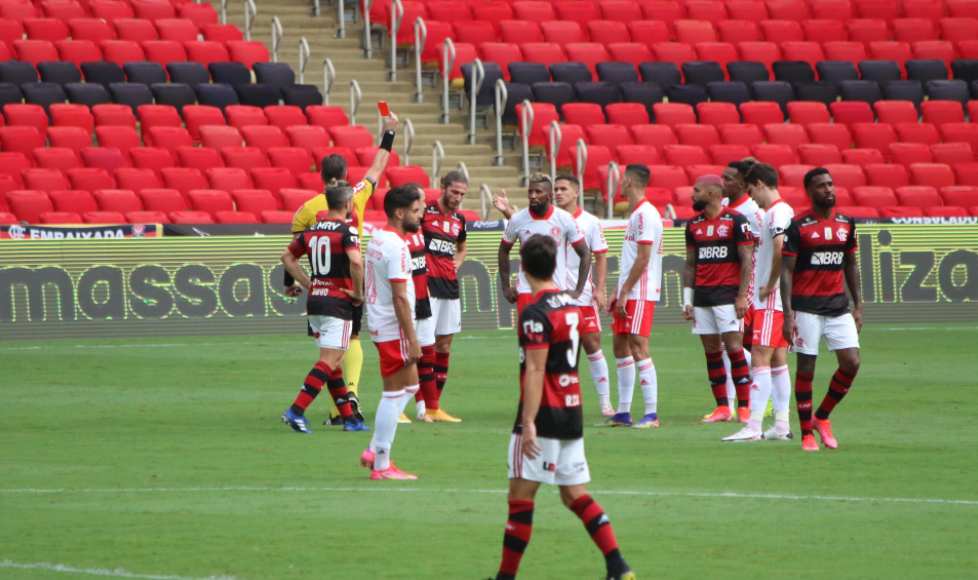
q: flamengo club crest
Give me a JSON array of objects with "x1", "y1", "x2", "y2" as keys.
[
  {"x1": 133, "y1": 225, "x2": 146, "y2": 238},
  {"x1": 716, "y1": 225, "x2": 729, "y2": 237},
  {"x1": 8, "y1": 225, "x2": 25, "y2": 239},
  {"x1": 837, "y1": 227, "x2": 848, "y2": 242}
]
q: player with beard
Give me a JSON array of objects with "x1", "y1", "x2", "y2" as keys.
[
  {"x1": 358, "y1": 185, "x2": 426, "y2": 479},
  {"x1": 492, "y1": 175, "x2": 612, "y2": 416},
  {"x1": 781, "y1": 168, "x2": 862, "y2": 452},
  {"x1": 280, "y1": 182, "x2": 370, "y2": 434},
  {"x1": 682, "y1": 175, "x2": 755, "y2": 424},
  {"x1": 497, "y1": 173, "x2": 591, "y2": 321}
]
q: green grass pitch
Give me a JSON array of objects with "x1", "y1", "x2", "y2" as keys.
[{"x1": 1, "y1": 323, "x2": 976, "y2": 580}]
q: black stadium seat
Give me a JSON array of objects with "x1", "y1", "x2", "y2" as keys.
[
  {"x1": 253, "y1": 62, "x2": 295, "y2": 89},
  {"x1": 124, "y1": 62, "x2": 168, "y2": 87},
  {"x1": 728, "y1": 61, "x2": 770, "y2": 84},
  {"x1": 596, "y1": 62, "x2": 638, "y2": 85},
  {"x1": 509, "y1": 62, "x2": 550, "y2": 85},
  {"x1": 109, "y1": 82, "x2": 154, "y2": 114},
  {"x1": 906, "y1": 59, "x2": 949, "y2": 83},
  {"x1": 816, "y1": 61, "x2": 859, "y2": 85},
  {"x1": 681, "y1": 61, "x2": 724, "y2": 86},
  {"x1": 667, "y1": 83, "x2": 708, "y2": 107},
  {"x1": 0, "y1": 83, "x2": 24, "y2": 108},
  {"x1": 638, "y1": 62, "x2": 681, "y2": 90},
  {"x1": 151, "y1": 83, "x2": 197, "y2": 115},
  {"x1": 706, "y1": 81, "x2": 752, "y2": 106},
  {"x1": 859, "y1": 60, "x2": 902, "y2": 84},
  {"x1": 81, "y1": 62, "x2": 125, "y2": 87},
  {"x1": 501, "y1": 82, "x2": 532, "y2": 126},
  {"x1": 194, "y1": 83, "x2": 239, "y2": 111},
  {"x1": 619, "y1": 82, "x2": 664, "y2": 117},
  {"x1": 881, "y1": 80, "x2": 925, "y2": 108},
  {"x1": 37, "y1": 62, "x2": 82, "y2": 87},
  {"x1": 575, "y1": 81, "x2": 621, "y2": 108},
  {"x1": 926, "y1": 79, "x2": 970, "y2": 105},
  {"x1": 282, "y1": 85, "x2": 324, "y2": 110},
  {"x1": 167, "y1": 62, "x2": 211, "y2": 86},
  {"x1": 550, "y1": 62, "x2": 592, "y2": 84},
  {"x1": 21, "y1": 82, "x2": 67, "y2": 115},
  {"x1": 750, "y1": 81, "x2": 795, "y2": 115},
  {"x1": 65, "y1": 82, "x2": 112, "y2": 108},
  {"x1": 532, "y1": 82, "x2": 576, "y2": 115},
  {"x1": 234, "y1": 83, "x2": 279, "y2": 108},
  {"x1": 794, "y1": 80, "x2": 840, "y2": 106},
  {"x1": 462, "y1": 61, "x2": 502, "y2": 107},
  {"x1": 950, "y1": 59, "x2": 978, "y2": 85},
  {"x1": 0, "y1": 61, "x2": 40, "y2": 85},
  {"x1": 773, "y1": 60, "x2": 816, "y2": 83},
  {"x1": 209, "y1": 62, "x2": 252, "y2": 86},
  {"x1": 838, "y1": 79, "x2": 883, "y2": 104}
]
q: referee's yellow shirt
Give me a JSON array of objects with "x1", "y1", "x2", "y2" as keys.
[{"x1": 291, "y1": 178, "x2": 376, "y2": 236}]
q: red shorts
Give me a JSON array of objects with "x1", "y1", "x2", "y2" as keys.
[
  {"x1": 517, "y1": 293, "x2": 533, "y2": 319},
  {"x1": 743, "y1": 306, "x2": 754, "y2": 347},
  {"x1": 612, "y1": 300, "x2": 655, "y2": 338},
  {"x1": 579, "y1": 305, "x2": 601, "y2": 334},
  {"x1": 752, "y1": 309, "x2": 790, "y2": 348},
  {"x1": 373, "y1": 334, "x2": 412, "y2": 378}
]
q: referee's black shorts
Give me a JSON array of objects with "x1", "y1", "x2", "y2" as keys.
[{"x1": 352, "y1": 304, "x2": 363, "y2": 336}]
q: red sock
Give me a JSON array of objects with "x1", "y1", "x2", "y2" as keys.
[
  {"x1": 727, "y1": 348, "x2": 752, "y2": 408},
  {"x1": 795, "y1": 371, "x2": 815, "y2": 436},
  {"x1": 815, "y1": 367, "x2": 857, "y2": 420},
  {"x1": 498, "y1": 500, "x2": 533, "y2": 578},
  {"x1": 325, "y1": 367, "x2": 353, "y2": 419},
  {"x1": 419, "y1": 345, "x2": 439, "y2": 410},
  {"x1": 434, "y1": 351, "x2": 450, "y2": 402},
  {"x1": 570, "y1": 494, "x2": 620, "y2": 557},
  {"x1": 705, "y1": 351, "x2": 727, "y2": 406},
  {"x1": 292, "y1": 361, "x2": 329, "y2": 414}
]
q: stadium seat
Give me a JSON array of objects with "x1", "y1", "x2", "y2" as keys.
[
  {"x1": 93, "y1": 104, "x2": 137, "y2": 128},
  {"x1": 931, "y1": 143, "x2": 975, "y2": 165},
  {"x1": 144, "y1": 41, "x2": 189, "y2": 65},
  {"x1": 131, "y1": 148, "x2": 176, "y2": 179},
  {"x1": 751, "y1": 143, "x2": 799, "y2": 168},
  {"x1": 110, "y1": 83, "x2": 155, "y2": 115},
  {"x1": 37, "y1": 61, "x2": 81, "y2": 87},
  {"x1": 137, "y1": 105, "x2": 182, "y2": 136},
  {"x1": 23, "y1": 169, "x2": 70, "y2": 193},
  {"x1": 648, "y1": 165, "x2": 690, "y2": 192},
  {"x1": 213, "y1": 210, "x2": 256, "y2": 224},
  {"x1": 150, "y1": 83, "x2": 197, "y2": 116},
  {"x1": 161, "y1": 167, "x2": 209, "y2": 203},
  {"x1": 115, "y1": 18, "x2": 158, "y2": 42},
  {"x1": 278, "y1": 187, "x2": 318, "y2": 212},
  {"x1": 941, "y1": 123, "x2": 978, "y2": 150},
  {"x1": 34, "y1": 147, "x2": 83, "y2": 174},
  {"x1": 808, "y1": 122, "x2": 853, "y2": 150},
  {"x1": 138, "y1": 188, "x2": 189, "y2": 213},
  {"x1": 145, "y1": 127, "x2": 195, "y2": 158},
  {"x1": 798, "y1": 143, "x2": 843, "y2": 165},
  {"x1": 206, "y1": 167, "x2": 253, "y2": 192},
  {"x1": 864, "y1": 163, "x2": 910, "y2": 189},
  {"x1": 223, "y1": 148, "x2": 270, "y2": 171},
  {"x1": 177, "y1": 147, "x2": 224, "y2": 172},
  {"x1": 80, "y1": 147, "x2": 129, "y2": 172},
  {"x1": 765, "y1": 123, "x2": 810, "y2": 148},
  {"x1": 779, "y1": 164, "x2": 818, "y2": 188},
  {"x1": 5, "y1": 104, "x2": 50, "y2": 136},
  {"x1": 49, "y1": 189, "x2": 98, "y2": 214},
  {"x1": 40, "y1": 211, "x2": 83, "y2": 224},
  {"x1": 6, "y1": 190, "x2": 54, "y2": 223},
  {"x1": 719, "y1": 124, "x2": 765, "y2": 148},
  {"x1": 896, "y1": 185, "x2": 943, "y2": 209},
  {"x1": 267, "y1": 147, "x2": 314, "y2": 177},
  {"x1": 93, "y1": 189, "x2": 142, "y2": 214},
  {"x1": 125, "y1": 210, "x2": 169, "y2": 224},
  {"x1": 895, "y1": 123, "x2": 941, "y2": 146},
  {"x1": 851, "y1": 123, "x2": 898, "y2": 157},
  {"x1": 539, "y1": 22, "x2": 585, "y2": 49},
  {"x1": 227, "y1": 41, "x2": 270, "y2": 69},
  {"x1": 842, "y1": 148, "x2": 886, "y2": 168},
  {"x1": 186, "y1": 41, "x2": 230, "y2": 67},
  {"x1": 253, "y1": 168, "x2": 299, "y2": 197},
  {"x1": 889, "y1": 143, "x2": 934, "y2": 167},
  {"x1": 187, "y1": 189, "x2": 233, "y2": 217},
  {"x1": 0, "y1": 127, "x2": 46, "y2": 163},
  {"x1": 664, "y1": 144, "x2": 711, "y2": 166},
  {"x1": 115, "y1": 168, "x2": 163, "y2": 193},
  {"x1": 168, "y1": 210, "x2": 213, "y2": 224},
  {"x1": 909, "y1": 163, "x2": 956, "y2": 189}
]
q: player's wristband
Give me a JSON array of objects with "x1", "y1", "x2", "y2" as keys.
[
  {"x1": 284, "y1": 270, "x2": 295, "y2": 287},
  {"x1": 682, "y1": 288, "x2": 694, "y2": 309},
  {"x1": 379, "y1": 130, "x2": 395, "y2": 152}
]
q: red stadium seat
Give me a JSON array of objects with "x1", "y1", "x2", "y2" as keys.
[
  {"x1": 803, "y1": 19, "x2": 847, "y2": 43},
  {"x1": 600, "y1": 0, "x2": 644, "y2": 23},
  {"x1": 798, "y1": 143, "x2": 842, "y2": 165},
  {"x1": 779, "y1": 164, "x2": 817, "y2": 188},
  {"x1": 953, "y1": 163, "x2": 978, "y2": 186},
  {"x1": 131, "y1": 0, "x2": 176, "y2": 20},
  {"x1": 188, "y1": 189, "x2": 233, "y2": 216},
  {"x1": 737, "y1": 42, "x2": 781, "y2": 74},
  {"x1": 40, "y1": 211, "x2": 83, "y2": 224},
  {"x1": 330, "y1": 125, "x2": 375, "y2": 150},
  {"x1": 1, "y1": 127, "x2": 46, "y2": 163},
  {"x1": 675, "y1": 125, "x2": 722, "y2": 151},
  {"x1": 864, "y1": 163, "x2": 909, "y2": 189},
  {"x1": 68, "y1": 18, "x2": 115, "y2": 44},
  {"x1": 941, "y1": 123, "x2": 978, "y2": 150},
  {"x1": 177, "y1": 3, "x2": 218, "y2": 30},
  {"x1": 632, "y1": 125, "x2": 678, "y2": 153},
  {"x1": 89, "y1": 1, "x2": 134, "y2": 25},
  {"x1": 137, "y1": 104, "x2": 182, "y2": 136},
  {"x1": 652, "y1": 42, "x2": 697, "y2": 69},
  {"x1": 563, "y1": 103, "x2": 605, "y2": 127},
  {"x1": 539, "y1": 22, "x2": 584, "y2": 48},
  {"x1": 161, "y1": 167, "x2": 209, "y2": 203},
  {"x1": 115, "y1": 168, "x2": 162, "y2": 193},
  {"x1": 606, "y1": 103, "x2": 650, "y2": 127},
  {"x1": 893, "y1": 18, "x2": 939, "y2": 43},
  {"x1": 664, "y1": 145, "x2": 710, "y2": 166},
  {"x1": 231, "y1": 189, "x2": 277, "y2": 218},
  {"x1": 7, "y1": 190, "x2": 55, "y2": 223},
  {"x1": 24, "y1": 18, "x2": 69, "y2": 42},
  {"x1": 648, "y1": 165, "x2": 690, "y2": 193},
  {"x1": 695, "y1": 43, "x2": 738, "y2": 77},
  {"x1": 764, "y1": 123, "x2": 811, "y2": 148},
  {"x1": 478, "y1": 43, "x2": 523, "y2": 81},
  {"x1": 206, "y1": 167, "x2": 253, "y2": 192},
  {"x1": 202, "y1": 24, "x2": 244, "y2": 44},
  {"x1": 822, "y1": 164, "x2": 866, "y2": 190},
  {"x1": 922, "y1": 101, "x2": 965, "y2": 126},
  {"x1": 267, "y1": 147, "x2": 315, "y2": 176},
  {"x1": 768, "y1": 0, "x2": 811, "y2": 21},
  {"x1": 278, "y1": 187, "x2": 318, "y2": 212},
  {"x1": 213, "y1": 210, "x2": 256, "y2": 224},
  {"x1": 177, "y1": 147, "x2": 224, "y2": 172},
  {"x1": 588, "y1": 124, "x2": 635, "y2": 149},
  {"x1": 617, "y1": 145, "x2": 662, "y2": 167},
  {"x1": 686, "y1": 0, "x2": 729, "y2": 24},
  {"x1": 99, "y1": 39, "x2": 145, "y2": 66},
  {"x1": 874, "y1": 101, "x2": 918, "y2": 125},
  {"x1": 125, "y1": 210, "x2": 169, "y2": 223},
  {"x1": 81, "y1": 147, "x2": 129, "y2": 172},
  {"x1": 253, "y1": 168, "x2": 299, "y2": 197},
  {"x1": 93, "y1": 104, "x2": 137, "y2": 129},
  {"x1": 909, "y1": 163, "x2": 955, "y2": 189},
  {"x1": 544, "y1": 123, "x2": 585, "y2": 168},
  {"x1": 304, "y1": 106, "x2": 349, "y2": 132},
  {"x1": 781, "y1": 42, "x2": 826, "y2": 70},
  {"x1": 13, "y1": 39, "x2": 59, "y2": 65},
  {"x1": 924, "y1": 206, "x2": 970, "y2": 217},
  {"x1": 846, "y1": 19, "x2": 890, "y2": 44},
  {"x1": 185, "y1": 41, "x2": 230, "y2": 67},
  {"x1": 263, "y1": 105, "x2": 307, "y2": 131},
  {"x1": 896, "y1": 185, "x2": 943, "y2": 208},
  {"x1": 285, "y1": 126, "x2": 330, "y2": 154},
  {"x1": 851, "y1": 123, "x2": 898, "y2": 157},
  {"x1": 940, "y1": 185, "x2": 978, "y2": 207},
  {"x1": 830, "y1": 102, "x2": 874, "y2": 128},
  {"x1": 717, "y1": 21, "x2": 761, "y2": 44},
  {"x1": 889, "y1": 143, "x2": 934, "y2": 167},
  {"x1": 470, "y1": 2, "x2": 513, "y2": 37},
  {"x1": 23, "y1": 168, "x2": 70, "y2": 193},
  {"x1": 912, "y1": 40, "x2": 955, "y2": 67},
  {"x1": 260, "y1": 210, "x2": 293, "y2": 223},
  {"x1": 740, "y1": 102, "x2": 784, "y2": 126},
  {"x1": 0, "y1": 154, "x2": 30, "y2": 189},
  {"x1": 653, "y1": 103, "x2": 696, "y2": 127},
  {"x1": 719, "y1": 124, "x2": 765, "y2": 148},
  {"x1": 145, "y1": 127, "x2": 194, "y2": 158},
  {"x1": 49, "y1": 105, "x2": 93, "y2": 135},
  {"x1": 577, "y1": 145, "x2": 615, "y2": 194},
  {"x1": 751, "y1": 143, "x2": 799, "y2": 168},
  {"x1": 115, "y1": 18, "x2": 158, "y2": 42},
  {"x1": 674, "y1": 20, "x2": 717, "y2": 45},
  {"x1": 138, "y1": 188, "x2": 189, "y2": 213},
  {"x1": 131, "y1": 147, "x2": 176, "y2": 179},
  {"x1": 67, "y1": 167, "x2": 116, "y2": 191},
  {"x1": 0, "y1": 2, "x2": 39, "y2": 21},
  {"x1": 5, "y1": 104, "x2": 51, "y2": 137},
  {"x1": 760, "y1": 20, "x2": 804, "y2": 45},
  {"x1": 709, "y1": 144, "x2": 751, "y2": 166},
  {"x1": 868, "y1": 42, "x2": 914, "y2": 74},
  {"x1": 155, "y1": 18, "x2": 197, "y2": 43},
  {"x1": 240, "y1": 126, "x2": 289, "y2": 153},
  {"x1": 590, "y1": 21, "x2": 631, "y2": 46},
  {"x1": 223, "y1": 148, "x2": 270, "y2": 171},
  {"x1": 728, "y1": 0, "x2": 770, "y2": 23},
  {"x1": 34, "y1": 147, "x2": 83, "y2": 173},
  {"x1": 386, "y1": 165, "x2": 429, "y2": 188},
  {"x1": 838, "y1": 205, "x2": 881, "y2": 217},
  {"x1": 786, "y1": 102, "x2": 830, "y2": 126},
  {"x1": 93, "y1": 189, "x2": 142, "y2": 214},
  {"x1": 227, "y1": 40, "x2": 270, "y2": 69},
  {"x1": 940, "y1": 17, "x2": 978, "y2": 45},
  {"x1": 168, "y1": 210, "x2": 214, "y2": 224},
  {"x1": 807, "y1": 123, "x2": 853, "y2": 151},
  {"x1": 565, "y1": 43, "x2": 611, "y2": 78},
  {"x1": 904, "y1": 0, "x2": 944, "y2": 20},
  {"x1": 520, "y1": 43, "x2": 567, "y2": 68},
  {"x1": 895, "y1": 123, "x2": 941, "y2": 146},
  {"x1": 49, "y1": 189, "x2": 98, "y2": 214},
  {"x1": 554, "y1": 1, "x2": 601, "y2": 30}
]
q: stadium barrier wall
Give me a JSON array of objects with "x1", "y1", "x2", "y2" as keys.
[{"x1": 1, "y1": 224, "x2": 976, "y2": 340}]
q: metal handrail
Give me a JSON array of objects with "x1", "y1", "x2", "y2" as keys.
[
  {"x1": 413, "y1": 17, "x2": 426, "y2": 102},
  {"x1": 575, "y1": 138, "x2": 587, "y2": 207},
  {"x1": 403, "y1": 119, "x2": 415, "y2": 165},
  {"x1": 480, "y1": 184, "x2": 492, "y2": 220},
  {"x1": 467, "y1": 58, "x2": 484, "y2": 145},
  {"x1": 270, "y1": 17, "x2": 283, "y2": 63},
  {"x1": 311, "y1": 0, "x2": 320, "y2": 18},
  {"x1": 389, "y1": 0, "x2": 404, "y2": 82},
  {"x1": 665, "y1": 204, "x2": 677, "y2": 220},
  {"x1": 297, "y1": 38, "x2": 311, "y2": 84},
  {"x1": 457, "y1": 161, "x2": 470, "y2": 183},
  {"x1": 520, "y1": 100, "x2": 535, "y2": 186},
  {"x1": 363, "y1": 0, "x2": 373, "y2": 57},
  {"x1": 493, "y1": 79, "x2": 507, "y2": 166},
  {"x1": 221, "y1": 0, "x2": 228, "y2": 24},
  {"x1": 244, "y1": 0, "x2": 257, "y2": 41},
  {"x1": 547, "y1": 120, "x2": 561, "y2": 182},
  {"x1": 431, "y1": 141, "x2": 445, "y2": 188},
  {"x1": 605, "y1": 161, "x2": 620, "y2": 219},
  {"x1": 322, "y1": 59, "x2": 335, "y2": 105},
  {"x1": 440, "y1": 38, "x2": 456, "y2": 123},
  {"x1": 336, "y1": 0, "x2": 345, "y2": 38},
  {"x1": 349, "y1": 79, "x2": 362, "y2": 125}
]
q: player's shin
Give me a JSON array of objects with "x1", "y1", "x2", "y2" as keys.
[
  {"x1": 291, "y1": 361, "x2": 330, "y2": 415},
  {"x1": 587, "y1": 350, "x2": 611, "y2": 404},
  {"x1": 370, "y1": 389, "x2": 405, "y2": 471},
  {"x1": 637, "y1": 359, "x2": 657, "y2": 416},
  {"x1": 343, "y1": 338, "x2": 363, "y2": 397},
  {"x1": 325, "y1": 367, "x2": 353, "y2": 419},
  {"x1": 795, "y1": 372, "x2": 815, "y2": 436},
  {"x1": 771, "y1": 365, "x2": 791, "y2": 431},
  {"x1": 749, "y1": 366, "x2": 772, "y2": 432},
  {"x1": 728, "y1": 348, "x2": 752, "y2": 409},
  {"x1": 706, "y1": 351, "x2": 728, "y2": 408},
  {"x1": 434, "y1": 351, "x2": 450, "y2": 401},
  {"x1": 497, "y1": 500, "x2": 534, "y2": 580},
  {"x1": 419, "y1": 346, "x2": 439, "y2": 414},
  {"x1": 569, "y1": 494, "x2": 629, "y2": 576},
  {"x1": 815, "y1": 367, "x2": 857, "y2": 420},
  {"x1": 722, "y1": 350, "x2": 736, "y2": 410},
  {"x1": 615, "y1": 357, "x2": 635, "y2": 414}
]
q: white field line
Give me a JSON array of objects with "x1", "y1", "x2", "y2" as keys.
[
  {"x1": 0, "y1": 560, "x2": 243, "y2": 580},
  {"x1": 0, "y1": 486, "x2": 975, "y2": 506}
]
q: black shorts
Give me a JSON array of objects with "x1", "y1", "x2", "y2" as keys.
[{"x1": 352, "y1": 303, "x2": 363, "y2": 336}]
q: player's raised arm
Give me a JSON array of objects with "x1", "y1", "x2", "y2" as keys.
[
  {"x1": 492, "y1": 189, "x2": 516, "y2": 219},
  {"x1": 364, "y1": 113, "x2": 400, "y2": 185}
]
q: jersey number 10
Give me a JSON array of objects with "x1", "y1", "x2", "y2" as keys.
[{"x1": 308, "y1": 236, "x2": 331, "y2": 276}]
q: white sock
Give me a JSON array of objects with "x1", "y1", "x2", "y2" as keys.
[
  {"x1": 398, "y1": 385, "x2": 418, "y2": 440},
  {"x1": 416, "y1": 399, "x2": 426, "y2": 418},
  {"x1": 749, "y1": 366, "x2": 772, "y2": 431},
  {"x1": 636, "y1": 358, "x2": 657, "y2": 416},
  {"x1": 587, "y1": 350, "x2": 611, "y2": 402},
  {"x1": 772, "y1": 365, "x2": 791, "y2": 431},
  {"x1": 616, "y1": 357, "x2": 635, "y2": 414},
  {"x1": 370, "y1": 389, "x2": 405, "y2": 471},
  {"x1": 722, "y1": 350, "x2": 736, "y2": 409}
]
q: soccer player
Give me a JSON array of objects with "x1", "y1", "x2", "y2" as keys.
[
  {"x1": 497, "y1": 173, "x2": 591, "y2": 319},
  {"x1": 682, "y1": 174, "x2": 755, "y2": 424},
  {"x1": 359, "y1": 185, "x2": 425, "y2": 479},
  {"x1": 603, "y1": 164, "x2": 664, "y2": 429},
  {"x1": 279, "y1": 182, "x2": 370, "y2": 434},
  {"x1": 781, "y1": 168, "x2": 862, "y2": 452},
  {"x1": 421, "y1": 170, "x2": 469, "y2": 423},
  {"x1": 723, "y1": 163, "x2": 795, "y2": 442},
  {"x1": 490, "y1": 234, "x2": 635, "y2": 580},
  {"x1": 491, "y1": 174, "x2": 612, "y2": 416},
  {"x1": 288, "y1": 112, "x2": 400, "y2": 425}
]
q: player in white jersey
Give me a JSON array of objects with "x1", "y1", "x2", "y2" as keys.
[
  {"x1": 360, "y1": 186, "x2": 426, "y2": 480},
  {"x1": 599, "y1": 164, "x2": 665, "y2": 429},
  {"x1": 724, "y1": 163, "x2": 796, "y2": 442},
  {"x1": 492, "y1": 174, "x2": 612, "y2": 415},
  {"x1": 497, "y1": 173, "x2": 591, "y2": 319}
]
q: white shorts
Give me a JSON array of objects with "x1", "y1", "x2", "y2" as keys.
[
  {"x1": 692, "y1": 305, "x2": 743, "y2": 335},
  {"x1": 791, "y1": 311, "x2": 860, "y2": 356},
  {"x1": 308, "y1": 315, "x2": 353, "y2": 350},
  {"x1": 415, "y1": 315, "x2": 435, "y2": 347},
  {"x1": 430, "y1": 296, "x2": 462, "y2": 336},
  {"x1": 507, "y1": 434, "x2": 590, "y2": 486}
]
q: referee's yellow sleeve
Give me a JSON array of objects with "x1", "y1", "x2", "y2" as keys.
[{"x1": 351, "y1": 179, "x2": 375, "y2": 237}]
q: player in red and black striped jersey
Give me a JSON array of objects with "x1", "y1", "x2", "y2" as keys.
[
  {"x1": 781, "y1": 168, "x2": 863, "y2": 452},
  {"x1": 682, "y1": 175, "x2": 757, "y2": 425},
  {"x1": 421, "y1": 171, "x2": 469, "y2": 422},
  {"x1": 492, "y1": 234, "x2": 635, "y2": 580},
  {"x1": 279, "y1": 183, "x2": 369, "y2": 434}
]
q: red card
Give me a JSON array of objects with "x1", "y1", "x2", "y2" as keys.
[{"x1": 378, "y1": 102, "x2": 391, "y2": 117}]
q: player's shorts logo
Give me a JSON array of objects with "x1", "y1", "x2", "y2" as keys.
[{"x1": 542, "y1": 462, "x2": 556, "y2": 472}]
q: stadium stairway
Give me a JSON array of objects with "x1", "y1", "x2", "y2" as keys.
[{"x1": 218, "y1": 1, "x2": 521, "y2": 220}]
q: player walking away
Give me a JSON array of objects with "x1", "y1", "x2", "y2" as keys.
[
  {"x1": 682, "y1": 175, "x2": 755, "y2": 424},
  {"x1": 359, "y1": 186, "x2": 425, "y2": 479},
  {"x1": 781, "y1": 168, "x2": 862, "y2": 452},
  {"x1": 279, "y1": 183, "x2": 370, "y2": 434},
  {"x1": 497, "y1": 173, "x2": 591, "y2": 320},
  {"x1": 602, "y1": 164, "x2": 665, "y2": 429},
  {"x1": 421, "y1": 171, "x2": 469, "y2": 423},
  {"x1": 723, "y1": 163, "x2": 795, "y2": 442},
  {"x1": 488, "y1": 234, "x2": 635, "y2": 580},
  {"x1": 492, "y1": 175, "x2": 612, "y2": 416},
  {"x1": 288, "y1": 112, "x2": 400, "y2": 426},
  {"x1": 718, "y1": 160, "x2": 763, "y2": 414}
]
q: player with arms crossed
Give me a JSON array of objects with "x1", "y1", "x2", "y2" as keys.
[
  {"x1": 492, "y1": 174, "x2": 612, "y2": 416},
  {"x1": 723, "y1": 163, "x2": 795, "y2": 442},
  {"x1": 488, "y1": 235, "x2": 635, "y2": 580},
  {"x1": 602, "y1": 164, "x2": 664, "y2": 429},
  {"x1": 781, "y1": 168, "x2": 862, "y2": 452},
  {"x1": 288, "y1": 112, "x2": 400, "y2": 426},
  {"x1": 682, "y1": 175, "x2": 755, "y2": 424},
  {"x1": 359, "y1": 185, "x2": 425, "y2": 479},
  {"x1": 279, "y1": 182, "x2": 371, "y2": 434},
  {"x1": 421, "y1": 171, "x2": 469, "y2": 422},
  {"x1": 497, "y1": 173, "x2": 591, "y2": 320}
]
